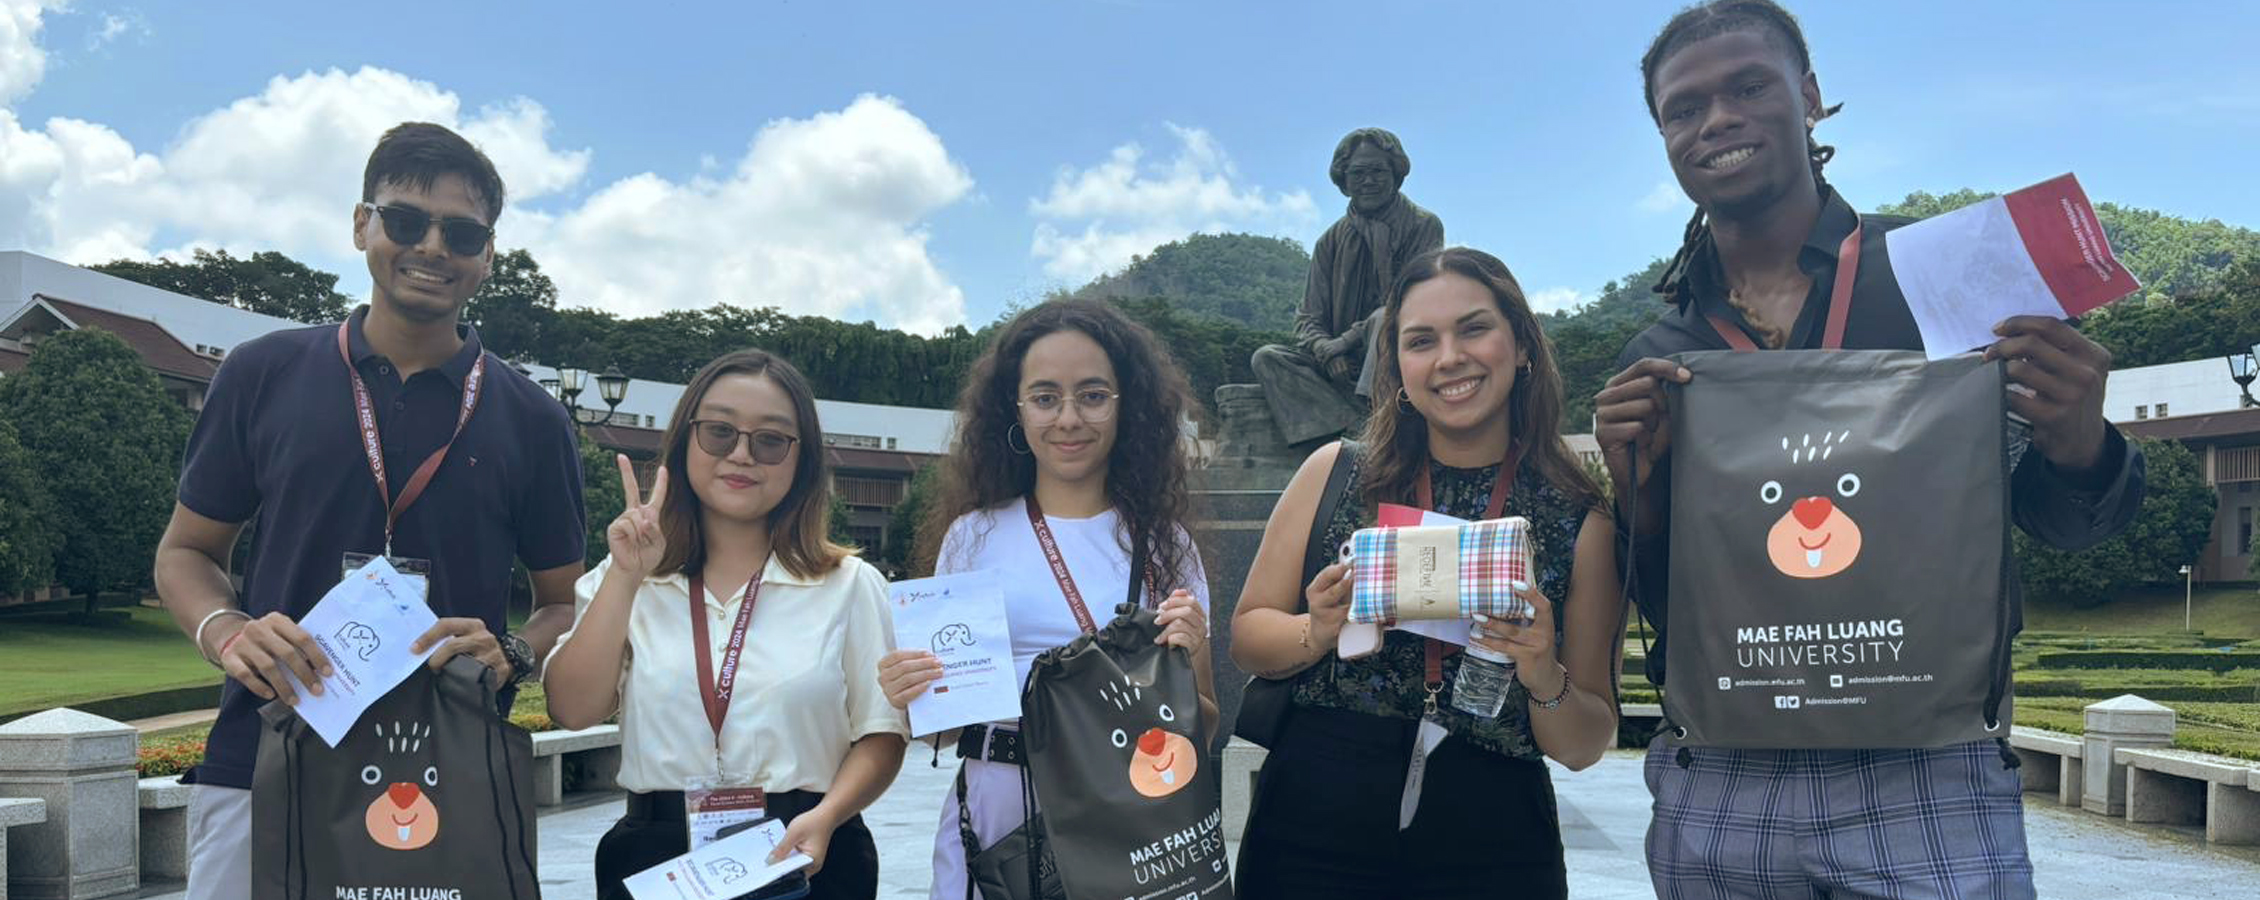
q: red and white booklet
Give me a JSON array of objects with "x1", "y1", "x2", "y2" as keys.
[{"x1": 1885, "y1": 173, "x2": 2140, "y2": 359}]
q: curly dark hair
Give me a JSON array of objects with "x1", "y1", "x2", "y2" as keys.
[
  {"x1": 1357, "y1": 246, "x2": 1604, "y2": 514},
  {"x1": 918, "y1": 299, "x2": 1200, "y2": 592}
]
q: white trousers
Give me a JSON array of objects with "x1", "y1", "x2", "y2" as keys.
[{"x1": 185, "y1": 784, "x2": 251, "y2": 900}]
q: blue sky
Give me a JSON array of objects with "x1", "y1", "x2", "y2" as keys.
[{"x1": 4, "y1": 0, "x2": 2256, "y2": 332}]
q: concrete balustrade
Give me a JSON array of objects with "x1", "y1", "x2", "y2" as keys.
[{"x1": 0, "y1": 709, "x2": 139, "y2": 900}]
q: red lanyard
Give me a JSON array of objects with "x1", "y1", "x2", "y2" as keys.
[
  {"x1": 1025, "y1": 497, "x2": 1153, "y2": 636},
  {"x1": 1706, "y1": 224, "x2": 1863, "y2": 352},
  {"x1": 335, "y1": 323, "x2": 486, "y2": 555},
  {"x1": 1414, "y1": 444, "x2": 1522, "y2": 706},
  {"x1": 687, "y1": 574, "x2": 762, "y2": 739}
]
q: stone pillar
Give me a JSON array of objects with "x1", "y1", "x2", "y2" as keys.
[
  {"x1": 0, "y1": 709, "x2": 139, "y2": 900},
  {"x1": 2080, "y1": 694, "x2": 2175, "y2": 817}
]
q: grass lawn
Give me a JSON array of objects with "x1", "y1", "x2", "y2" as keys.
[
  {"x1": 2023, "y1": 584, "x2": 2260, "y2": 638},
  {"x1": 0, "y1": 606, "x2": 216, "y2": 718}
]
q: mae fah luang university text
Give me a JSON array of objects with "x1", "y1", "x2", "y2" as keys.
[{"x1": 0, "y1": 248, "x2": 2254, "y2": 600}]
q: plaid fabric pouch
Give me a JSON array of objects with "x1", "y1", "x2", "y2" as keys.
[{"x1": 1346, "y1": 516, "x2": 1533, "y2": 624}]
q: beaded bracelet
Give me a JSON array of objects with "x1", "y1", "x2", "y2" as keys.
[{"x1": 1530, "y1": 663, "x2": 1573, "y2": 710}]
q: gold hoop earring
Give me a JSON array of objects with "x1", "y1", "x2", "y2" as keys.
[{"x1": 1007, "y1": 424, "x2": 1032, "y2": 455}]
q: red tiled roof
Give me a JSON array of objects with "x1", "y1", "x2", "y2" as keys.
[
  {"x1": 2120, "y1": 406, "x2": 2260, "y2": 444},
  {"x1": 585, "y1": 423, "x2": 664, "y2": 457},
  {"x1": 827, "y1": 446, "x2": 939, "y2": 474},
  {"x1": 27, "y1": 295, "x2": 218, "y2": 383}
]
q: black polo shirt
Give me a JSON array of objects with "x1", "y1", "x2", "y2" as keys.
[
  {"x1": 1615, "y1": 188, "x2": 2147, "y2": 687},
  {"x1": 178, "y1": 306, "x2": 585, "y2": 789}
]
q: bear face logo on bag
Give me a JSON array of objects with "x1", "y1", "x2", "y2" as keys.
[
  {"x1": 1098, "y1": 675, "x2": 1198, "y2": 798},
  {"x1": 359, "y1": 720, "x2": 440, "y2": 850},
  {"x1": 1759, "y1": 431, "x2": 1866, "y2": 579}
]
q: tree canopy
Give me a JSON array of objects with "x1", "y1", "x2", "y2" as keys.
[
  {"x1": 0, "y1": 329, "x2": 189, "y2": 602},
  {"x1": 1069, "y1": 232, "x2": 1309, "y2": 332},
  {"x1": 93, "y1": 249, "x2": 351, "y2": 323}
]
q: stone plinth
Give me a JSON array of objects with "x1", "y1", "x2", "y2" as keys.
[
  {"x1": 1192, "y1": 484, "x2": 1298, "y2": 760},
  {"x1": 1205, "y1": 385, "x2": 1307, "y2": 491},
  {"x1": 0, "y1": 709, "x2": 139, "y2": 900},
  {"x1": 2081, "y1": 694, "x2": 2175, "y2": 817}
]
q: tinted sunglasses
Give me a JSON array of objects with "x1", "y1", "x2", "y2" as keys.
[
  {"x1": 360, "y1": 203, "x2": 494, "y2": 257},
  {"x1": 689, "y1": 420, "x2": 798, "y2": 465}
]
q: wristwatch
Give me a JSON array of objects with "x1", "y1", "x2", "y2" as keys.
[{"x1": 498, "y1": 632, "x2": 536, "y2": 688}]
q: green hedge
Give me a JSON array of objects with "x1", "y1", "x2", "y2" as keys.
[{"x1": 2033, "y1": 650, "x2": 2260, "y2": 671}]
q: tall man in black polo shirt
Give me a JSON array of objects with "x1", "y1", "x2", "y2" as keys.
[
  {"x1": 1595, "y1": 3, "x2": 2145, "y2": 898},
  {"x1": 154, "y1": 122, "x2": 586, "y2": 900}
]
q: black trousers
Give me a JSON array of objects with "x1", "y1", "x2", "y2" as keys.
[
  {"x1": 1233, "y1": 706, "x2": 1568, "y2": 900},
  {"x1": 594, "y1": 789, "x2": 878, "y2": 900}
]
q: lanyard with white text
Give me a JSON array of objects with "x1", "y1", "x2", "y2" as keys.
[
  {"x1": 1024, "y1": 497, "x2": 1155, "y2": 636},
  {"x1": 688, "y1": 573, "x2": 761, "y2": 768},
  {"x1": 1412, "y1": 442, "x2": 1521, "y2": 714},
  {"x1": 1706, "y1": 224, "x2": 1863, "y2": 352},
  {"x1": 335, "y1": 323, "x2": 486, "y2": 556}
]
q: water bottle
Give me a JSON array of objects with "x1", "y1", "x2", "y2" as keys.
[{"x1": 1450, "y1": 640, "x2": 1517, "y2": 718}]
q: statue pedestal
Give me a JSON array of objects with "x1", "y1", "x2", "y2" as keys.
[
  {"x1": 1205, "y1": 384, "x2": 1304, "y2": 491},
  {"x1": 1197, "y1": 383, "x2": 1324, "y2": 755}
]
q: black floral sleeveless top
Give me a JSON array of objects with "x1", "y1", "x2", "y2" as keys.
[{"x1": 1289, "y1": 453, "x2": 1592, "y2": 760}]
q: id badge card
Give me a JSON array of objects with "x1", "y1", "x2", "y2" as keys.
[
  {"x1": 1399, "y1": 718, "x2": 1449, "y2": 831},
  {"x1": 342, "y1": 552, "x2": 430, "y2": 597},
  {"x1": 685, "y1": 778, "x2": 767, "y2": 851}
]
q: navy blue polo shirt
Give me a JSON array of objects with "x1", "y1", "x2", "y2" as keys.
[{"x1": 178, "y1": 306, "x2": 586, "y2": 789}]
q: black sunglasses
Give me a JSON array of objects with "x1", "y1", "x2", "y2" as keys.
[
  {"x1": 360, "y1": 203, "x2": 494, "y2": 257},
  {"x1": 688, "y1": 420, "x2": 798, "y2": 465}
]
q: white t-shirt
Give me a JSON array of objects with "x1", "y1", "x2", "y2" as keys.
[
  {"x1": 934, "y1": 497, "x2": 1211, "y2": 709},
  {"x1": 550, "y1": 553, "x2": 908, "y2": 794},
  {"x1": 925, "y1": 498, "x2": 1210, "y2": 900}
]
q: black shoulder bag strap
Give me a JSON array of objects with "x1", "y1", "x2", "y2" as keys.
[{"x1": 1303, "y1": 440, "x2": 1361, "y2": 593}]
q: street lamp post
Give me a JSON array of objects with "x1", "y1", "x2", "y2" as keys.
[
  {"x1": 548, "y1": 364, "x2": 630, "y2": 426},
  {"x1": 2180, "y1": 564, "x2": 2193, "y2": 632},
  {"x1": 2231, "y1": 345, "x2": 2259, "y2": 408}
]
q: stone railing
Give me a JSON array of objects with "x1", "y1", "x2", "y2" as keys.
[{"x1": 0, "y1": 707, "x2": 626, "y2": 900}]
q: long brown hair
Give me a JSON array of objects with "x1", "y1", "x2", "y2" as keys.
[
  {"x1": 917, "y1": 299, "x2": 1199, "y2": 589},
  {"x1": 652, "y1": 349, "x2": 852, "y2": 580},
  {"x1": 1356, "y1": 247, "x2": 1604, "y2": 513}
]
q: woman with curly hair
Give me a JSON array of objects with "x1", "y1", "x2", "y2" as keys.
[{"x1": 875, "y1": 298, "x2": 1214, "y2": 900}]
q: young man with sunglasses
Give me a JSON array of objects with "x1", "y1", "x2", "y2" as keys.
[{"x1": 154, "y1": 122, "x2": 587, "y2": 900}]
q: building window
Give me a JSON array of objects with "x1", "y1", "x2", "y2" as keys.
[
  {"x1": 2135, "y1": 405, "x2": 2148, "y2": 420},
  {"x1": 2155, "y1": 403, "x2": 2169, "y2": 418},
  {"x1": 2241, "y1": 508, "x2": 2253, "y2": 557},
  {"x1": 825, "y1": 432, "x2": 884, "y2": 450},
  {"x1": 887, "y1": 437, "x2": 897, "y2": 450},
  {"x1": 835, "y1": 475, "x2": 905, "y2": 508}
]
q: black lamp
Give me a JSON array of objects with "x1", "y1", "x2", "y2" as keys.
[{"x1": 2231, "y1": 346, "x2": 2258, "y2": 409}]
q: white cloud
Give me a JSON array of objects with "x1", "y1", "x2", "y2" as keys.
[
  {"x1": 511, "y1": 94, "x2": 974, "y2": 333},
  {"x1": 0, "y1": 21, "x2": 976, "y2": 335},
  {"x1": 1029, "y1": 124, "x2": 1316, "y2": 283},
  {"x1": 0, "y1": 0, "x2": 64, "y2": 106},
  {"x1": 1528, "y1": 286, "x2": 1584, "y2": 315},
  {"x1": 88, "y1": 10, "x2": 147, "y2": 50},
  {"x1": 1637, "y1": 179, "x2": 1688, "y2": 215}
]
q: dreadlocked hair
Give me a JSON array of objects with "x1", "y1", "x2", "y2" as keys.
[{"x1": 1640, "y1": 0, "x2": 1843, "y2": 309}]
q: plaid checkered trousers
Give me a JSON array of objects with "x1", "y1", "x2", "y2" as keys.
[{"x1": 1346, "y1": 516, "x2": 1533, "y2": 625}]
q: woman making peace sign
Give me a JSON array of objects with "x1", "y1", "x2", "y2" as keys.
[{"x1": 544, "y1": 350, "x2": 909, "y2": 900}]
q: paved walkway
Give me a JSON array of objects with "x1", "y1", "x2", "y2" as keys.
[{"x1": 145, "y1": 750, "x2": 2260, "y2": 900}]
